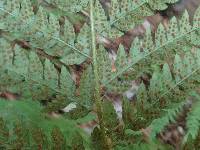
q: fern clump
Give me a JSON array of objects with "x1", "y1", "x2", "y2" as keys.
[{"x1": 0, "y1": 0, "x2": 200, "y2": 149}]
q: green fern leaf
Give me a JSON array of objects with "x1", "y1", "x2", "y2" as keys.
[
  {"x1": 0, "y1": 99, "x2": 90, "y2": 148},
  {"x1": 193, "y1": 5, "x2": 200, "y2": 28},
  {"x1": 115, "y1": 45, "x2": 128, "y2": 69},
  {"x1": 150, "y1": 101, "x2": 185, "y2": 138},
  {"x1": 162, "y1": 63, "x2": 174, "y2": 91},
  {"x1": 102, "y1": 100, "x2": 119, "y2": 130},
  {"x1": 0, "y1": 40, "x2": 75, "y2": 99},
  {"x1": 130, "y1": 37, "x2": 144, "y2": 62},
  {"x1": 185, "y1": 98, "x2": 200, "y2": 140},
  {"x1": 51, "y1": 126, "x2": 66, "y2": 150},
  {"x1": 61, "y1": 24, "x2": 91, "y2": 65},
  {"x1": 149, "y1": 70, "x2": 163, "y2": 99},
  {"x1": 155, "y1": 24, "x2": 167, "y2": 47},
  {"x1": 136, "y1": 82, "x2": 148, "y2": 109},
  {"x1": 78, "y1": 65, "x2": 95, "y2": 108},
  {"x1": 97, "y1": 45, "x2": 112, "y2": 84},
  {"x1": 173, "y1": 54, "x2": 185, "y2": 83},
  {"x1": 148, "y1": 0, "x2": 179, "y2": 10}
]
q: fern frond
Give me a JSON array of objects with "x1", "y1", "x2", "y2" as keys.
[
  {"x1": 147, "y1": 47, "x2": 200, "y2": 101},
  {"x1": 148, "y1": 0, "x2": 179, "y2": 10},
  {"x1": 1, "y1": 0, "x2": 200, "y2": 148},
  {"x1": 46, "y1": 0, "x2": 89, "y2": 13},
  {"x1": 150, "y1": 101, "x2": 186, "y2": 138},
  {"x1": 0, "y1": 0, "x2": 91, "y2": 63},
  {"x1": 60, "y1": 24, "x2": 91, "y2": 65},
  {"x1": 109, "y1": 0, "x2": 150, "y2": 26},
  {"x1": 185, "y1": 95, "x2": 200, "y2": 141},
  {"x1": 97, "y1": 45, "x2": 112, "y2": 84},
  {"x1": 109, "y1": 0, "x2": 179, "y2": 28},
  {"x1": 0, "y1": 40, "x2": 75, "y2": 100},
  {"x1": 94, "y1": 0, "x2": 123, "y2": 38},
  {"x1": 105, "y1": 45, "x2": 132, "y2": 93},
  {"x1": 0, "y1": 99, "x2": 90, "y2": 149},
  {"x1": 102, "y1": 8, "x2": 200, "y2": 88},
  {"x1": 78, "y1": 65, "x2": 95, "y2": 108}
]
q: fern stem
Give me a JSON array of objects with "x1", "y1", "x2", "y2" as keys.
[
  {"x1": 90, "y1": 0, "x2": 112, "y2": 148},
  {"x1": 0, "y1": 7, "x2": 15, "y2": 16},
  {"x1": 89, "y1": 0, "x2": 102, "y2": 121}
]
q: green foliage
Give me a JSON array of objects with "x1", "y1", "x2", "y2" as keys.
[
  {"x1": 0, "y1": 0, "x2": 200, "y2": 149},
  {"x1": 149, "y1": 101, "x2": 186, "y2": 138},
  {"x1": 185, "y1": 94, "x2": 200, "y2": 141},
  {"x1": 0, "y1": 99, "x2": 90, "y2": 149},
  {"x1": 78, "y1": 65, "x2": 95, "y2": 108}
]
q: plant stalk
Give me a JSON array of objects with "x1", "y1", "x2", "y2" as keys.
[
  {"x1": 89, "y1": 1, "x2": 113, "y2": 148},
  {"x1": 89, "y1": 0, "x2": 102, "y2": 125}
]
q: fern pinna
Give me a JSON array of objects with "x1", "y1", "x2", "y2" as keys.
[{"x1": 0, "y1": 0, "x2": 200, "y2": 149}]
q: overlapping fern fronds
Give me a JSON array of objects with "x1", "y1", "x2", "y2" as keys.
[
  {"x1": 1, "y1": 0, "x2": 200, "y2": 149},
  {"x1": 0, "y1": 99, "x2": 90, "y2": 149}
]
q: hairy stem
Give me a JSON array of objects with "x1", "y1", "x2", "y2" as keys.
[
  {"x1": 89, "y1": 0, "x2": 102, "y2": 123},
  {"x1": 89, "y1": 0, "x2": 112, "y2": 148}
]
